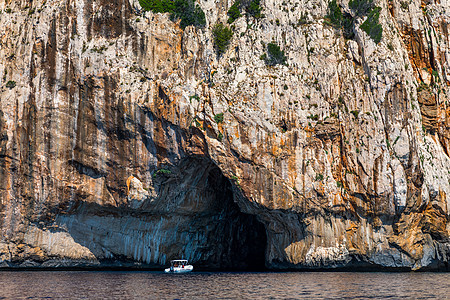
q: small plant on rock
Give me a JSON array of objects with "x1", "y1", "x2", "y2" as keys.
[
  {"x1": 348, "y1": 0, "x2": 382, "y2": 43},
  {"x1": 246, "y1": 0, "x2": 263, "y2": 19},
  {"x1": 138, "y1": 0, "x2": 206, "y2": 29},
  {"x1": 325, "y1": 0, "x2": 353, "y2": 39},
  {"x1": 171, "y1": 0, "x2": 206, "y2": 29},
  {"x1": 400, "y1": 1, "x2": 409, "y2": 10},
  {"x1": 360, "y1": 6, "x2": 382, "y2": 43},
  {"x1": 189, "y1": 94, "x2": 200, "y2": 102},
  {"x1": 325, "y1": 0, "x2": 382, "y2": 43},
  {"x1": 298, "y1": 12, "x2": 309, "y2": 25},
  {"x1": 349, "y1": 0, "x2": 374, "y2": 16},
  {"x1": 325, "y1": 0, "x2": 343, "y2": 28},
  {"x1": 139, "y1": 0, "x2": 173, "y2": 13},
  {"x1": 350, "y1": 110, "x2": 359, "y2": 118},
  {"x1": 213, "y1": 23, "x2": 233, "y2": 55},
  {"x1": 227, "y1": 1, "x2": 241, "y2": 23},
  {"x1": 307, "y1": 114, "x2": 319, "y2": 121},
  {"x1": 153, "y1": 168, "x2": 172, "y2": 177},
  {"x1": 262, "y1": 42, "x2": 287, "y2": 66},
  {"x1": 214, "y1": 113, "x2": 224, "y2": 123},
  {"x1": 6, "y1": 81, "x2": 16, "y2": 89}
]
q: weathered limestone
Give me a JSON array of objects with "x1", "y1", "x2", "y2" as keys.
[{"x1": 0, "y1": 0, "x2": 448, "y2": 270}]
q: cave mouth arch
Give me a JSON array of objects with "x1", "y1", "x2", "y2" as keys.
[
  {"x1": 49, "y1": 157, "x2": 267, "y2": 271},
  {"x1": 155, "y1": 156, "x2": 268, "y2": 271}
]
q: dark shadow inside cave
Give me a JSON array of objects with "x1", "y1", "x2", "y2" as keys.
[{"x1": 191, "y1": 162, "x2": 268, "y2": 271}]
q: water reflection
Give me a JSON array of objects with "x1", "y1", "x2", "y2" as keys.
[{"x1": 0, "y1": 271, "x2": 448, "y2": 299}]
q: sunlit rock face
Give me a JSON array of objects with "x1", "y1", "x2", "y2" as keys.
[{"x1": 0, "y1": 0, "x2": 449, "y2": 270}]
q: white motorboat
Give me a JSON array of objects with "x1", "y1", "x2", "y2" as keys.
[{"x1": 164, "y1": 260, "x2": 193, "y2": 273}]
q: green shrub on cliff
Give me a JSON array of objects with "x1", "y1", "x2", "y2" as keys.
[
  {"x1": 325, "y1": 0, "x2": 354, "y2": 39},
  {"x1": 325, "y1": 0, "x2": 343, "y2": 28},
  {"x1": 214, "y1": 113, "x2": 224, "y2": 123},
  {"x1": 139, "y1": 0, "x2": 174, "y2": 13},
  {"x1": 351, "y1": 0, "x2": 382, "y2": 44},
  {"x1": 262, "y1": 42, "x2": 287, "y2": 66},
  {"x1": 138, "y1": 0, "x2": 206, "y2": 29},
  {"x1": 349, "y1": 0, "x2": 374, "y2": 16},
  {"x1": 360, "y1": 6, "x2": 382, "y2": 43},
  {"x1": 5, "y1": 80, "x2": 16, "y2": 89},
  {"x1": 172, "y1": 0, "x2": 206, "y2": 29},
  {"x1": 325, "y1": 0, "x2": 382, "y2": 43},
  {"x1": 246, "y1": 0, "x2": 263, "y2": 19},
  {"x1": 227, "y1": 1, "x2": 241, "y2": 24},
  {"x1": 213, "y1": 24, "x2": 233, "y2": 55},
  {"x1": 227, "y1": 0, "x2": 263, "y2": 22},
  {"x1": 153, "y1": 168, "x2": 172, "y2": 177}
]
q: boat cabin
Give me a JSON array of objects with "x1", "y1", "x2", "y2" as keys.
[{"x1": 170, "y1": 260, "x2": 189, "y2": 267}]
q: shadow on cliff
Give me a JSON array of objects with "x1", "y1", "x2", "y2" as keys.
[{"x1": 52, "y1": 157, "x2": 268, "y2": 271}]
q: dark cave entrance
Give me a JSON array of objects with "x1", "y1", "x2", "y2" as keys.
[
  {"x1": 202, "y1": 164, "x2": 267, "y2": 271},
  {"x1": 156, "y1": 157, "x2": 267, "y2": 271}
]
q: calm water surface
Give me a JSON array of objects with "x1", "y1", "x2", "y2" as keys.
[{"x1": 0, "y1": 271, "x2": 448, "y2": 299}]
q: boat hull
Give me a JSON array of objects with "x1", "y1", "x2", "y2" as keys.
[{"x1": 164, "y1": 265, "x2": 194, "y2": 273}]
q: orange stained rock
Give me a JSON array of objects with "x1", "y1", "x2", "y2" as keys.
[
  {"x1": 330, "y1": 193, "x2": 345, "y2": 207},
  {"x1": 175, "y1": 34, "x2": 182, "y2": 54},
  {"x1": 271, "y1": 144, "x2": 283, "y2": 157},
  {"x1": 126, "y1": 175, "x2": 134, "y2": 194},
  {"x1": 346, "y1": 222, "x2": 359, "y2": 233},
  {"x1": 304, "y1": 126, "x2": 314, "y2": 136},
  {"x1": 423, "y1": 202, "x2": 447, "y2": 234},
  {"x1": 287, "y1": 158, "x2": 297, "y2": 185},
  {"x1": 438, "y1": 189, "x2": 448, "y2": 213},
  {"x1": 345, "y1": 222, "x2": 360, "y2": 247}
]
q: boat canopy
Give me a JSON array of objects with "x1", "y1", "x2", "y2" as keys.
[{"x1": 170, "y1": 260, "x2": 188, "y2": 263}]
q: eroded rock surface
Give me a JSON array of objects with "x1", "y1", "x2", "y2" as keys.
[{"x1": 0, "y1": 0, "x2": 449, "y2": 270}]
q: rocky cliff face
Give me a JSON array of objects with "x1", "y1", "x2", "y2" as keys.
[{"x1": 0, "y1": 0, "x2": 448, "y2": 270}]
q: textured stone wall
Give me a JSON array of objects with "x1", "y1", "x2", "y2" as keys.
[{"x1": 0, "y1": 0, "x2": 448, "y2": 269}]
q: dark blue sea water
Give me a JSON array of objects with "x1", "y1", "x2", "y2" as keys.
[{"x1": 0, "y1": 271, "x2": 448, "y2": 299}]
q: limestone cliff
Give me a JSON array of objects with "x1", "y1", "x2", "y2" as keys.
[{"x1": 0, "y1": 0, "x2": 449, "y2": 270}]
